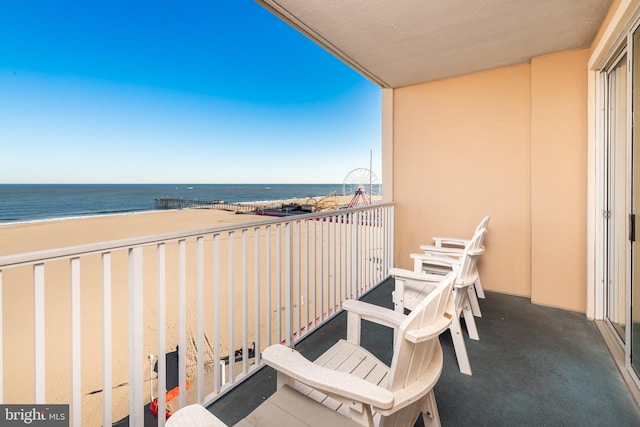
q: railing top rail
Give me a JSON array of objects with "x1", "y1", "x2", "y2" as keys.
[{"x1": 0, "y1": 202, "x2": 393, "y2": 268}]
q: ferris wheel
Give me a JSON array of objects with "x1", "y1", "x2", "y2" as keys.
[{"x1": 342, "y1": 168, "x2": 380, "y2": 196}]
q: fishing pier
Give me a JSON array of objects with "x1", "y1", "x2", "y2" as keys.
[{"x1": 154, "y1": 198, "x2": 257, "y2": 213}]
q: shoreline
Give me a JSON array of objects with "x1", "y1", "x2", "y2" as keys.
[
  {"x1": 0, "y1": 194, "x2": 347, "y2": 227},
  {"x1": 0, "y1": 195, "x2": 362, "y2": 256},
  {"x1": 0, "y1": 208, "x2": 159, "y2": 227}
]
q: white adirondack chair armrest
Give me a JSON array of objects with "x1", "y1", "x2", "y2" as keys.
[
  {"x1": 409, "y1": 253, "x2": 461, "y2": 268},
  {"x1": 467, "y1": 248, "x2": 484, "y2": 256},
  {"x1": 262, "y1": 344, "x2": 395, "y2": 410},
  {"x1": 419, "y1": 244, "x2": 464, "y2": 255},
  {"x1": 432, "y1": 236, "x2": 468, "y2": 247},
  {"x1": 342, "y1": 299, "x2": 407, "y2": 329},
  {"x1": 405, "y1": 312, "x2": 454, "y2": 344},
  {"x1": 389, "y1": 267, "x2": 444, "y2": 283}
]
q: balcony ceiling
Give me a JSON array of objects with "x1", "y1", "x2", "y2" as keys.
[{"x1": 257, "y1": 0, "x2": 612, "y2": 88}]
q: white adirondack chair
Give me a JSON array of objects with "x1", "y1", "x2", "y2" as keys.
[
  {"x1": 395, "y1": 229, "x2": 486, "y2": 375},
  {"x1": 420, "y1": 215, "x2": 490, "y2": 301},
  {"x1": 415, "y1": 224, "x2": 488, "y2": 318},
  {"x1": 238, "y1": 272, "x2": 457, "y2": 427}
]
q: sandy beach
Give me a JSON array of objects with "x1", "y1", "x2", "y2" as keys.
[
  {"x1": 1, "y1": 208, "x2": 267, "y2": 424},
  {"x1": 0, "y1": 196, "x2": 368, "y2": 425}
]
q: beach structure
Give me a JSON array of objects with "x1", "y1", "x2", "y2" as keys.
[{"x1": 1, "y1": 1, "x2": 640, "y2": 426}]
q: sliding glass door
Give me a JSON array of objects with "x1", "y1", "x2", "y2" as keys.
[
  {"x1": 605, "y1": 51, "x2": 628, "y2": 343},
  {"x1": 632, "y1": 26, "x2": 640, "y2": 376}
]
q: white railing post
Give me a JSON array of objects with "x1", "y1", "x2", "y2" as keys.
[
  {"x1": 197, "y1": 236, "x2": 204, "y2": 403},
  {"x1": 322, "y1": 219, "x2": 328, "y2": 320},
  {"x1": 351, "y1": 212, "x2": 359, "y2": 299},
  {"x1": 178, "y1": 240, "x2": 187, "y2": 409},
  {"x1": 285, "y1": 222, "x2": 293, "y2": 347},
  {"x1": 213, "y1": 234, "x2": 221, "y2": 391},
  {"x1": 389, "y1": 205, "x2": 395, "y2": 271},
  {"x1": 102, "y1": 253, "x2": 112, "y2": 427},
  {"x1": 128, "y1": 247, "x2": 144, "y2": 427},
  {"x1": 241, "y1": 229, "x2": 248, "y2": 374},
  {"x1": 34, "y1": 263, "x2": 45, "y2": 404},
  {"x1": 157, "y1": 244, "x2": 167, "y2": 427},
  {"x1": 266, "y1": 226, "x2": 272, "y2": 347},
  {"x1": 304, "y1": 220, "x2": 310, "y2": 335},
  {"x1": 70, "y1": 257, "x2": 81, "y2": 426},
  {"x1": 295, "y1": 220, "x2": 301, "y2": 340},
  {"x1": 311, "y1": 220, "x2": 317, "y2": 330},
  {"x1": 227, "y1": 232, "x2": 235, "y2": 383},
  {"x1": 0, "y1": 270, "x2": 3, "y2": 404},
  {"x1": 329, "y1": 216, "x2": 342, "y2": 312},
  {"x1": 276, "y1": 225, "x2": 281, "y2": 344},
  {"x1": 254, "y1": 227, "x2": 261, "y2": 365}
]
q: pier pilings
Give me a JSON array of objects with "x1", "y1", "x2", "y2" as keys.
[{"x1": 154, "y1": 198, "x2": 256, "y2": 213}]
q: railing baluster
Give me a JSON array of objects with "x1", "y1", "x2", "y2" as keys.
[
  {"x1": 322, "y1": 219, "x2": 328, "y2": 321},
  {"x1": 304, "y1": 220, "x2": 309, "y2": 336},
  {"x1": 128, "y1": 247, "x2": 144, "y2": 427},
  {"x1": 389, "y1": 206, "x2": 395, "y2": 270},
  {"x1": 178, "y1": 240, "x2": 187, "y2": 409},
  {"x1": 213, "y1": 234, "x2": 221, "y2": 391},
  {"x1": 265, "y1": 226, "x2": 272, "y2": 347},
  {"x1": 311, "y1": 220, "x2": 317, "y2": 330},
  {"x1": 34, "y1": 263, "x2": 45, "y2": 404},
  {"x1": 351, "y1": 212, "x2": 358, "y2": 298},
  {"x1": 70, "y1": 257, "x2": 81, "y2": 426},
  {"x1": 367, "y1": 211, "x2": 372, "y2": 289},
  {"x1": 102, "y1": 253, "x2": 112, "y2": 427},
  {"x1": 338, "y1": 214, "x2": 343, "y2": 303},
  {"x1": 254, "y1": 227, "x2": 261, "y2": 365},
  {"x1": 241, "y1": 229, "x2": 248, "y2": 374},
  {"x1": 0, "y1": 270, "x2": 3, "y2": 404},
  {"x1": 228, "y1": 232, "x2": 235, "y2": 383},
  {"x1": 374, "y1": 209, "x2": 382, "y2": 282},
  {"x1": 197, "y1": 236, "x2": 204, "y2": 403},
  {"x1": 276, "y1": 224, "x2": 281, "y2": 343},
  {"x1": 285, "y1": 222, "x2": 293, "y2": 347},
  {"x1": 295, "y1": 220, "x2": 301, "y2": 341},
  {"x1": 332, "y1": 214, "x2": 337, "y2": 310},
  {"x1": 359, "y1": 211, "x2": 365, "y2": 296},
  {"x1": 157, "y1": 244, "x2": 167, "y2": 427}
]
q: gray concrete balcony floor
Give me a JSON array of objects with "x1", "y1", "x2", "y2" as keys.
[{"x1": 207, "y1": 278, "x2": 640, "y2": 426}]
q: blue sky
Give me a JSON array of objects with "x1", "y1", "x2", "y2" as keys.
[{"x1": 0, "y1": 1, "x2": 381, "y2": 184}]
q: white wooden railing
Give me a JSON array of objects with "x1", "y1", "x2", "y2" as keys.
[{"x1": 0, "y1": 203, "x2": 394, "y2": 426}]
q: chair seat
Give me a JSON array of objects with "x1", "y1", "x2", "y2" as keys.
[
  {"x1": 239, "y1": 339, "x2": 390, "y2": 426},
  {"x1": 237, "y1": 384, "x2": 364, "y2": 427},
  {"x1": 290, "y1": 339, "x2": 390, "y2": 418}
]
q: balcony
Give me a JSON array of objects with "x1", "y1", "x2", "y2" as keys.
[
  {"x1": 208, "y1": 280, "x2": 640, "y2": 426},
  {"x1": 1, "y1": 201, "x2": 639, "y2": 426}
]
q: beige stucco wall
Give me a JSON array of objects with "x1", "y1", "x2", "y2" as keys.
[
  {"x1": 530, "y1": 49, "x2": 589, "y2": 312},
  {"x1": 393, "y1": 64, "x2": 532, "y2": 298},
  {"x1": 393, "y1": 50, "x2": 589, "y2": 312}
]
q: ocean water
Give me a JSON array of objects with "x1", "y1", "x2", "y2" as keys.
[{"x1": 0, "y1": 183, "x2": 356, "y2": 224}]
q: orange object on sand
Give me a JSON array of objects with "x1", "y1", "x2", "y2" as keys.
[
  {"x1": 165, "y1": 379, "x2": 191, "y2": 402},
  {"x1": 149, "y1": 379, "x2": 191, "y2": 419}
]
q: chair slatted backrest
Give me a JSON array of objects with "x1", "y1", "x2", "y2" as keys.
[
  {"x1": 457, "y1": 227, "x2": 487, "y2": 283},
  {"x1": 475, "y1": 215, "x2": 491, "y2": 234},
  {"x1": 387, "y1": 272, "x2": 455, "y2": 391}
]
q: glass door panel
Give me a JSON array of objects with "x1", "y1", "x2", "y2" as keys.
[
  {"x1": 632, "y1": 26, "x2": 640, "y2": 376},
  {"x1": 606, "y1": 53, "x2": 628, "y2": 341}
]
